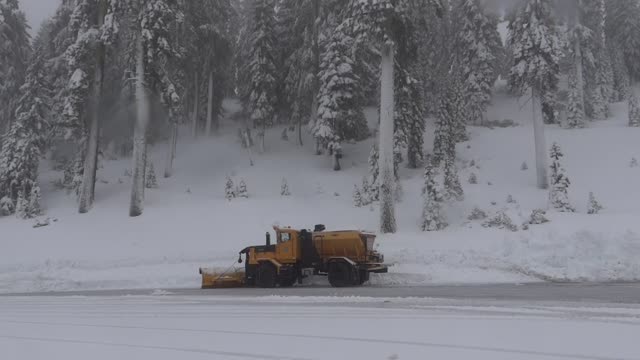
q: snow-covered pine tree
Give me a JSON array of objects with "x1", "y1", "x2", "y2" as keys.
[
  {"x1": 587, "y1": 191, "x2": 603, "y2": 214},
  {"x1": 468, "y1": 172, "x2": 477, "y2": 184},
  {"x1": 608, "y1": 43, "x2": 631, "y2": 102},
  {"x1": 313, "y1": 19, "x2": 366, "y2": 162},
  {"x1": 281, "y1": 178, "x2": 291, "y2": 196},
  {"x1": 629, "y1": 93, "x2": 640, "y2": 127},
  {"x1": 565, "y1": 18, "x2": 593, "y2": 129},
  {"x1": 14, "y1": 188, "x2": 27, "y2": 219},
  {"x1": 145, "y1": 162, "x2": 158, "y2": 189},
  {"x1": 451, "y1": 0, "x2": 502, "y2": 125},
  {"x1": 421, "y1": 155, "x2": 446, "y2": 231},
  {"x1": 125, "y1": 0, "x2": 183, "y2": 217},
  {"x1": 581, "y1": 0, "x2": 610, "y2": 120},
  {"x1": 605, "y1": 0, "x2": 640, "y2": 80},
  {"x1": 433, "y1": 76, "x2": 466, "y2": 167},
  {"x1": 507, "y1": 0, "x2": 562, "y2": 189},
  {"x1": 443, "y1": 150, "x2": 463, "y2": 201},
  {"x1": 27, "y1": 185, "x2": 42, "y2": 218},
  {"x1": 566, "y1": 70, "x2": 586, "y2": 129},
  {"x1": 366, "y1": 144, "x2": 379, "y2": 202},
  {"x1": 0, "y1": 194, "x2": 13, "y2": 216},
  {"x1": 549, "y1": 142, "x2": 575, "y2": 212},
  {"x1": 0, "y1": 0, "x2": 31, "y2": 139},
  {"x1": 241, "y1": 0, "x2": 278, "y2": 153},
  {"x1": 63, "y1": 0, "x2": 116, "y2": 213},
  {"x1": 0, "y1": 45, "x2": 51, "y2": 217},
  {"x1": 225, "y1": 176, "x2": 235, "y2": 200},
  {"x1": 395, "y1": 64, "x2": 425, "y2": 169},
  {"x1": 353, "y1": 185, "x2": 363, "y2": 207},
  {"x1": 237, "y1": 179, "x2": 249, "y2": 198}
]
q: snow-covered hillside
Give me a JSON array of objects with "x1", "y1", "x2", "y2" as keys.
[{"x1": 2, "y1": 96, "x2": 640, "y2": 294}]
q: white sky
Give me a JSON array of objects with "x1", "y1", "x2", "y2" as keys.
[{"x1": 20, "y1": 0, "x2": 60, "y2": 35}]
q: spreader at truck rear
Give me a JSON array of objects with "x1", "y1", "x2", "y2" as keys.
[{"x1": 199, "y1": 225, "x2": 387, "y2": 288}]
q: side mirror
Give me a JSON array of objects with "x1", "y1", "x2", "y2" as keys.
[{"x1": 237, "y1": 254, "x2": 243, "y2": 263}]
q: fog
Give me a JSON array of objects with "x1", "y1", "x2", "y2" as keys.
[{"x1": 20, "y1": 0, "x2": 60, "y2": 35}]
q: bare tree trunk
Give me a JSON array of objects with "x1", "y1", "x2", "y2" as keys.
[
  {"x1": 78, "y1": 0, "x2": 106, "y2": 214},
  {"x1": 130, "y1": 34, "x2": 149, "y2": 217},
  {"x1": 164, "y1": 122, "x2": 177, "y2": 178},
  {"x1": 379, "y1": 44, "x2": 397, "y2": 234},
  {"x1": 191, "y1": 72, "x2": 199, "y2": 138},
  {"x1": 205, "y1": 70, "x2": 214, "y2": 137},
  {"x1": 532, "y1": 87, "x2": 548, "y2": 189}
]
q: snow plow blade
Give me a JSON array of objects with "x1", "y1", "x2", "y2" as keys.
[{"x1": 199, "y1": 268, "x2": 246, "y2": 289}]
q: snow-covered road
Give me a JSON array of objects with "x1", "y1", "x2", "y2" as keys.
[{"x1": 2, "y1": 294, "x2": 640, "y2": 360}]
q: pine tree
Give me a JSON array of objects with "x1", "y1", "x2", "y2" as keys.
[
  {"x1": 605, "y1": 0, "x2": 640, "y2": 80},
  {"x1": 360, "y1": 177, "x2": 372, "y2": 205},
  {"x1": 353, "y1": 185, "x2": 363, "y2": 207},
  {"x1": 14, "y1": 188, "x2": 27, "y2": 219},
  {"x1": 565, "y1": 20, "x2": 593, "y2": 128},
  {"x1": 608, "y1": 42, "x2": 631, "y2": 102},
  {"x1": 225, "y1": 176, "x2": 235, "y2": 201},
  {"x1": 313, "y1": 20, "x2": 367, "y2": 150},
  {"x1": 468, "y1": 172, "x2": 478, "y2": 184},
  {"x1": 452, "y1": 0, "x2": 503, "y2": 125},
  {"x1": 566, "y1": 70, "x2": 586, "y2": 128},
  {"x1": 549, "y1": 143, "x2": 575, "y2": 212},
  {"x1": 443, "y1": 152, "x2": 463, "y2": 201},
  {"x1": 433, "y1": 77, "x2": 466, "y2": 167},
  {"x1": 395, "y1": 65, "x2": 425, "y2": 169},
  {"x1": 0, "y1": 46, "x2": 51, "y2": 217},
  {"x1": 281, "y1": 178, "x2": 291, "y2": 196},
  {"x1": 507, "y1": 0, "x2": 561, "y2": 189},
  {"x1": 237, "y1": 179, "x2": 249, "y2": 198},
  {"x1": 0, "y1": 0, "x2": 31, "y2": 139},
  {"x1": 582, "y1": 0, "x2": 610, "y2": 120},
  {"x1": 240, "y1": 0, "x2": 278, "y2": 153},
  {"x1": 421, "y1": 155, "x2": 446, "y2": 231},
  {"x1": 0, "y1": 195, "x2": 13, "y2": 216},
  {"x1": 587, "y1": 192, "x2": 603, "y2": 214},
  {"x1": 145, "y1": 162, "x2": 158, "y2": 189},
  {"x1": 628, "y1": 94, "x2": 640, "y2": 127},
  {"x1": 366, "y1": 145, "x2": 379, "y2": 202},
  {"x1": 27, "y1": 184, "x2": 42, "y2": 218}
]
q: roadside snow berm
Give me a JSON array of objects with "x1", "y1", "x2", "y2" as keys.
[{"x1": 199, "y1": 225, "x2": 387, "y2": 288}]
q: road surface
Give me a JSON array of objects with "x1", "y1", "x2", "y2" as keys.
[{"x1": 3, "y1": 282, "x2": 640, "y2": 304}]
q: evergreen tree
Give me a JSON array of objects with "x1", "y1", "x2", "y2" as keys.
[
  {"x1": 587, "y1": 191, "x2": 603, "y2": 214},
  {"x1": 281, "y1": 178, "x2": 291, "y2": 196},
  {"x1": 566, "y1": 70, "x2": 586, "y2": 128},
  {"x1": 0, "y1": 47, "x2": 51, "y2": 217},
  {"x1": 14, "y1": 188, "x2": 27, "y2": 218},
  {"x1": 582, "y1": 0, "x2": 611, "y2": 119},
  {"x1": 145, "y1": 162, "x2": 158, "y2": 189},
  {"x1": 353, "y1": 185, "x2": 363, "y2": 207},
  {"x1": 313, "y1": 19, "x2": 366, "y2": 156},
  {"x1": 605, "y1": 0, "x2": 640, "y2": 80},
  {"x1": 225, "y1": 176, "x2": 235, "y2": 201},
  {"x1": 395, "y1": 65, "x2": 425, "y2": 169},
  {"x1": 421, "y1": 155, "x2": 446, "y2": 231},
  {"x1": 237, "y1": 179, "x2": 249, "y2": 198},
  {"x1": 27, "y1": 184, "x2": 42, "y2": 218},
  {"x1": 549, "y1": 142, "x2": 575, "y2": 212},
  {"x1": 240, "y1": 0, "x2": 278, "y2": 153},
  {"x1": 443, "y1": 151, "x2": 463, "y2": 201},
  {"x1": 0, "y1": 0, "x2": 31, "y2": 138},
  {"x1": 507, "y1": 0, "x2": 562, "y2": 189},
  {"x1": 468, "y1": 172, "x2": 477, "y2": 184},
  {"x1": 360, "y1": 177, "x2": 372, "y2": 205},
  {"x1": 366, "y1": 144, "x2": 379, "y2": 202},
  {"x1": 451, "y1": 0, "x2": 502, "y2": 125},
  {"x1": 433, "y1": 78, "x2": 466, "y2": 167},
  {"x1": 565, "y1": 20, "x2": 593, "y2": 128},
  {"x1": 629, "y1": 94, "x2": 640, "y2": 128},
  {"x1": 608, "y1": 43, "x2": 631, "y2": 101}
]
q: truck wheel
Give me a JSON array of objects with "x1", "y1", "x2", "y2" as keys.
[
  {"x1": 257, "y1": 264, "x2": 277, "y2": 288},
  {"x1": 358, "y1": 269, "x2": 369, "y2": 285},
  {"x1": 279, "y1": 277, "x2": 296, "y2": 287},
  {"x1": 328, "y1": 262, "x2": 354, "y2": 287}
]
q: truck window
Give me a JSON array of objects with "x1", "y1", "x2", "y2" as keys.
[{"x1": 279, "y1": 232, "x2": 291, "y2": 243}]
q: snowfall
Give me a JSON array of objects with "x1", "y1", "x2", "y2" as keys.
[{"x1": 2, "y1": 82, "x2": 640, "y2": 294}]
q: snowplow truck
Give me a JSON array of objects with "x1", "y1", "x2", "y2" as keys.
[{"x1": 199, "y1": 225, "x2": 388, "y2": 288}]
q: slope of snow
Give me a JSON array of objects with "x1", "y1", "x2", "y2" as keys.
[
  {"x1": 2, "y1": 294, "x2": 640, "y2": 360},
  {"x1": 1, "y1": 97, "x2": 640, "y2": 293}
]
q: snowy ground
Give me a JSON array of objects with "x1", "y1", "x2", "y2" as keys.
[
  {"x1": 2, "y1": 95, "x2": 640, "y2": 293},
  {"x1": 2, "y1": 294, "x2": 640, "y2": 360}
]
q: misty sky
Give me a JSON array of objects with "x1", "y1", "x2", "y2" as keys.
[{"x1": 20, "y1": 0, "x2": 60, "y2": 35}]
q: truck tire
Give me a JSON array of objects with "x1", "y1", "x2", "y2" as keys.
[
  {"x1": 328, "y1": 262, "x2": 359, "y2": 287},
  {"x1": 257, "y1": 263, "x2": 277, "y2": 288},
  {"x1": 358, "y1": 269, "x2": 370, "y2": 285}
]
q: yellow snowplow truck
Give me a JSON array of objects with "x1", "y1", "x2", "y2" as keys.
[{"x1": 200, "y1": 225, "x2": 387, "y2": 288}]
